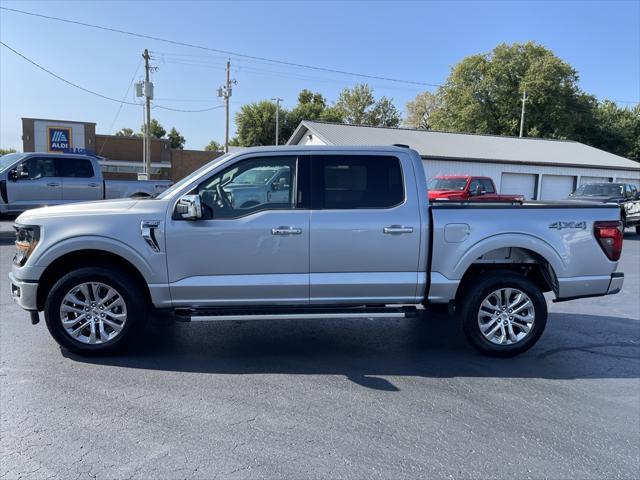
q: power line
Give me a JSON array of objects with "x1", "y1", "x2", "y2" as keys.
[
  {"x1": 0, "y1": 6, "x2": 441, "y2": 88},
  {"x1": 0, "y1": 40, "x2": 139, "y2": 105},
  {"x1": 154, "y1": 104, "x2": 225, "y2": 112},
  {"x1": 0, "y1": 41, "x2": 223, "y2": 112},
  {"x1": 99, "y1": 58, "x2": 143, "y2": 155}
]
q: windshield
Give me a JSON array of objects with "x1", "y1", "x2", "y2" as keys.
[
  {"x1": 572, "y1": 183, "x2": 623, "y2": 197},
  {"x1": 230, "y1": 167, "x2": 278, "y2": 185},
  {"x1": 428, "y1": 177, "x2": 468, "y2": 191},
  {"x1": 0, "y1": 152, "x2": 24, "y2": 172},
  {"x1": 155, "y1": 152, "x2": 232, "y2": 199}
]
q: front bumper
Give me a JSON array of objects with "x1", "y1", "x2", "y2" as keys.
[{"x1": 8, "y1": 272, "x2": 38, "y2": 311}]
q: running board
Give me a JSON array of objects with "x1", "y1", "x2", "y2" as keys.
[{"x1": 174, "y1": 306, "x2": 417, "y2": 322}]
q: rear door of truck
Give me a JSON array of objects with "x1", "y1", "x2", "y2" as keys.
[
  {"x1": 57, "y1": 157, "x2": 103, "y2": 202},
  {"x1": 308, "y1": 151, "x2": 422, "y2": 305}
]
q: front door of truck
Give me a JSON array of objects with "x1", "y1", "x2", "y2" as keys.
[
  {"x1": 308, "y1": 153, "x2": 422, "y2": 305},
  {"x1": 7, "y1": 156, "x2": 63, "y2": 210},
  {"x1": 165, "y1": 154, "x2": 310, "y2": 307}
]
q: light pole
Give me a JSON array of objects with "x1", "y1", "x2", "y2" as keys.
[{"x1": 272, "y1": 97, "x2": 283, "y2": 145}]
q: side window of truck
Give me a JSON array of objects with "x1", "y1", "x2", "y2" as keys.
[
  {"x1": 480, "y1": 178, "x2": 495, "y2": 193},
  {"x1": 197, "y1": 156, "x2": 299, "y2": 219},
  {"x1": 313, "y1": 155, "x2": 404, "y2": 209},
  {"x1": 56, "y1": 158, "x2": 95, "y2": 178},
  {"x1": 23, "y1": 157, "x2": 58, "y2": 179}
]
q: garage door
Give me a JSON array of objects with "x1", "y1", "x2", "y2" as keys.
[
  {"x1": 541, "y1": 175, "x2": 575, "y2": 200},
  {"x1": 617, "y1": 177, "x2": 640, "y2": 189},
  {"x1": 501, "y1": 173, "x2": 537, "y2": 200},
  {"x1": 580, "y1": 176, "x2": 610, "y2": 185}
]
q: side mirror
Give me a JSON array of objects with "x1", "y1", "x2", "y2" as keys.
[
  {"x1": 175, "y1": 194, "x2": 202, "y2": 220},
  {"x1": 472, "y1": 184, "x2": 483, "y2": 196},
  {"x1": 8, "y1": 165, "x2": 27, "y2": 181}
]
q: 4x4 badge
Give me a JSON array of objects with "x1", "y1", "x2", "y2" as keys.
[{"x1": 549, "y1": 221, "x2": 586, "y2": 230}]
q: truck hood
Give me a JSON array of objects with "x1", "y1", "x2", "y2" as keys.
[
  {"x1": 16, "y1": 198, "x2": 140, "y2": 223},
  {"x1": 428, "y1": 190, "x2": 464, "y2": 199}
]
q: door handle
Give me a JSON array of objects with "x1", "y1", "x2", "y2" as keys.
[
  {"x1": 383, "y1": 225, "x2": 414, "y2": 234},
  {"x1": 47, "y1": 182, "x2": 60, "y2": 187},
  {"x1": 88, "y1": 183, "x2": 100, "y2": 187},
  {"x1": 271, "y1": 226, "x2": 302, "y2": 235}
]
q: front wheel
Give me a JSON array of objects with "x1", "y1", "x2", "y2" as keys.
[
  {"x1": 44, "y1": 267, "x2": 146, "y2": 355},
  {"x1": 459, "y1": 271, "x2": 547, "y2": 357}
]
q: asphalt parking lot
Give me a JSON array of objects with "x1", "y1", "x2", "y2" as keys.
[{"x1": 1, "y1": 220, "x2": 639, "y2": 479}]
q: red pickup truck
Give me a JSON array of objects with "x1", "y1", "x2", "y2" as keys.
[{"x1": 428, "y1": 175, "x2": 524, "y2": 202}]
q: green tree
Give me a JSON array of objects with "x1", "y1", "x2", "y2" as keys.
[
  {"x1": 335, "y1": 84, "x2": 401, "y2": 127},
  {"x1": 114, "y1": 127, "x2": 138, "y2": 137},
  {"x1": 287, "y1": 89, "x2": 344, "y2": 129},
  {"x1": 168, "y1": 127, "x2": 186, "y2": 149},
  {"x1": 0, "y1": 148, "x2": 17, "y2": 156},
  {"x1": 429, "y1": 42, "x2": 595, "y2": 140},
  {"x1": 204, "y1": 140, "x2": 223, "y2": 152},
  {"x1": 404, "y1": 91, "x2": 440, "y2": 129},
  {"x1": 140, "y1": 119, "x2": 166, "y2": 139},
  {"x1": 591, "y1": 101, "x2": 640, "y2": 161},
  {"x1": 234, "y1": 100, "x2": 290, "y2": 147}
]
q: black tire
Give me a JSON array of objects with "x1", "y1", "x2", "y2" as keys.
[
  {"x1": 459, "y1": 271, "x2": 547, "y2": 357},
  {"x1": 44, "y1": 267, "x2": 147, "y2": 355},
  {"x1": 635, "y1": 225, "x2": 640, "y2": 235}
]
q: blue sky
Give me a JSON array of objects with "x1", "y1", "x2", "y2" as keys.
[{"x1": 1, "y1": 0, "x2": 638, "y2": 151}]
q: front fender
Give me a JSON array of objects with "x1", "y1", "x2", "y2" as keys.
[{"x1": 32, "y1": 235, "x2": 158, "y2": 282}]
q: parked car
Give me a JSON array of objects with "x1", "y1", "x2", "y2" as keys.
[
  {"x1": 568, "y1": 182, "x2": 640, "y2": 234},
  {"x1": 9, "y1": 146, "x2": 624, "y2": 358},
  {"x1": 0, "y1": 152, "x2": 173, "y2": 215},
  {"x1": 428, "y1": 175, "x2": 524, "y2": 202}
]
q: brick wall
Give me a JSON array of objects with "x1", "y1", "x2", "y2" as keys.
[
  {"x1": 95, "y1": 134, "x2": 171, "y2": 163},
  {"x1": 170, "y1": 149, "x2": 222, "y2": 181}
]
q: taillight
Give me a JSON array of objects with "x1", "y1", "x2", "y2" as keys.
[{"x1": 594, "y1": 221, "x2": 623, "y2": 261}]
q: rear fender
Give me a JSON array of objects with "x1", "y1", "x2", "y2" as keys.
[{"x1": 452, "y1": 233, "x2": 565, "y2": 281}]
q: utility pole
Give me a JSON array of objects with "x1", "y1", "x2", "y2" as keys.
[
  {"x1": 143, "y1": 49, "x2": 152, "y2": 179},
  {"x1": 218, "y1": 60, "x2": 236, "y2": 152},
  {"x1": 135, "y1": 50, "x2": 155, "y2": 179},
  {"x1": 272, "y1": 97, "x2": 283, "y2": 145},
  {"x1": 519, "y1": 86, "x2": 527, "y2": 138}
]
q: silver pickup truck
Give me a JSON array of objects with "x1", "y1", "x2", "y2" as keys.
[
  {"x1": 9, "y1": 146, "x2": 625, "y2": 357},
  {"x1": 0, "y1": 152, "x2": 172, "y2": 215}
]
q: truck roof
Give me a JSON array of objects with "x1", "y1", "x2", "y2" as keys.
[{"x1": 431, "y1": 175, "x2": 491, "y2": 180}]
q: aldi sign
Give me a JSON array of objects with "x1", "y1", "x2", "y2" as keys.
[{"x1": 47, "y1": 126, "x2": 72, "y2": 152}]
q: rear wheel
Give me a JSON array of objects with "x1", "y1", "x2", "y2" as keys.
[
  {"x1": 44, "y1": 267, "x2": 146, "y2": 355},
  {"x1": 459, "y1": 271, "x2": 547, "y2": 357}
]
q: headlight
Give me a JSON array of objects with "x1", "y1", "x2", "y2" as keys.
[{"x1": 14, "y1": 225, "x2": 40, "y2": 266}]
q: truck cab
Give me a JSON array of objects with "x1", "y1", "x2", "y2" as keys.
[{"x1": 0, "y1": 152, "x2": 172, "y2": 215}]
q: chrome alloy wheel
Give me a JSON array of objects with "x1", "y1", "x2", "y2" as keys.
[
  {"x1": 477, "y1": 288, "x2": 535, "y2": 345},
  {"x1": 59, "y1": 282, "x2": 128, "y2": 345}
]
